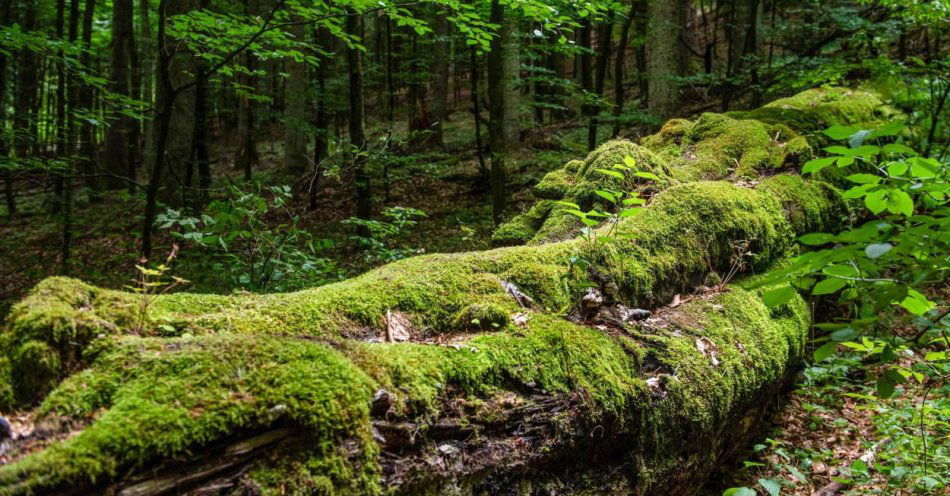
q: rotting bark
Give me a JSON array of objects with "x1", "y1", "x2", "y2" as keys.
[{"x1": 0, "y1": 87, "x2": 894, "y2": 496}]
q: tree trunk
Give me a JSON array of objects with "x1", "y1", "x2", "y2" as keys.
[
  {"x1": 430, "y1": 13, "x2": 450, "y2": 148},
  {"x1": 74, "y1": 0, "x2": 97, "y2": 199},
  {"x1": 0, "y1": 0, "x2": 13, "y2": 216},
  {"x1": 13, "y1": 0, "x2": 38, "y2": 202},
  {"x1": 486, "y1": 0, "x2": 511, "y2": 224},
  {"x1": 611, "y1": 2, "x2": 637, "y2": 137},
  {"x1": 283, "y1": 13, "x2": 308, "y2": 176},
  {"x1": 138, "y1": 0, "x2": 155, "y2": 181},
  {"x1": 646, "y1": 0, "x2": 686, "y2": 121},
  {"x1": 308, "y1": 28, "x2": 330, "y2": 212},
  {"x1": 347, "y1": 11, "x2": 371, "y2": 221},
  {"x1": 470, "y1": 46, "x2": 487, "y2": 178},
  {"x1": 104, "y1": 0, "x2": 135, "y2": 190},
  {"x1": 587, "y1": 15, "x2": 613, "y2": 151}
]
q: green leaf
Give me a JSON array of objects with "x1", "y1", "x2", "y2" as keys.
[
  {"x1": 594, "y1": 190, "x2": 617, "y2": 203},
  {"x1": 886, "y1": 190, "x2": 914, "y2": 216},
  {"x1": 867, "y1": 120, "x2": 905, "y2": 139},
  {"x1": 802, "y1": 156, "x2": 836, "y2": 174},
  {"x1": 812, "y1": 277, "x2": 847, "y2": 295},
  {"x1": 634, "y1": 171, "x2": 660, "y2": 181},
  {"x1": 877, "y1": 374, "x2": 895, "y2": 399},
  {"x1": 814, "y1": 342, "x2": 837, "y2": 362},
  {"x1": 830, "y1": 328, "x2": 858, "y2": 342},
  {"x1": 823, "y1": 125, "x2": 860, "y2": 140},
  {"x1": 846, "y1": 173, "x2": 880, "y2": 184},
  {"x1": 864, "y1": 243, "x2": 892, "y2": 259},
  {"x1": 723, "y1": 488, "x2": 756, "y2": 496},
  {"x1": 798, "y1": 232, "x2": 835, "y2": 245},
  {"x1": 886, "y1": 162, "x2": 909, "y2": 176},
  {"x1": 899, "y1": 289, "x2": 935, "y2": 316},
  {"x1": 758, "y1": 478, "x2": 781, "y2": 496},
  {"x1": 622, "y1": 156, "x2": 637, "y2": 167},
  {"x1": 596, "y1": 168, "x2": 625, "y2": 179},
  {"x1": 883, "y1": 143, "x2": 917, "y2": 156},
  {"x1": 909, "y1": 157, "x2": 939, "y2": 178},
  {"x1": 763, "y1": 286, "x2": 796, "y2": 308},
  {"x1": 836, "y1": 156, "x2": 855, "y2": 168},
  {"x1": 864, "y1": 189, "x2": 888, "y2": 214}
]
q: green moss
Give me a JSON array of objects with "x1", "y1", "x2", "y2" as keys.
[
  {"x1": 452, "y1": 302, "x2": 512, "y2": 331},
  {"x1": 534, "y1": 169, "x2": 573, "y2": 199},
  {"x1": 493, "y1": 87, "x2": 883, "y2": 245},
  {"x1": 492, "y1": 200, "x2": 555, "y2": 247},
  {"x1": 726, "y1": 87, "x2": 892, "y2": 139},
  {"x1": 756, "y1": 174, "x2": 848, "y2": 235}
]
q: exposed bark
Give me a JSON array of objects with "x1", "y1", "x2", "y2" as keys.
[
  {"x1": 347, "y1": 11, "x2": 371, "y2": 221},
  {"x1": 587, "y1": 15, "x2": 614, "y2": 151},
  {"x1": 486, "y1": 0, "x2": 509, "y2": 224},
  {"x1": 470, "y1": 46, "x2": 487, "y2": 178},
  {"x1": 283, "y1": 12, "x2": 309, "y2": 176},
  {"x1": 430, "y1": 13, "x2": 450, "y2": 148},
  {"x1": 308, "y1": 28, "x2": 330, "y2": 212},
  {"x1": 0, "y1": 0, "x2": 11, "y2": 216},
  {"x1": 104, "y1": 0, "x2": 136, "y2": 190},
  {"x1": 646, "y1": 0, "x2": 686, "y2": 121},
  {"x1": 611, "y1": 1, "x2": 637, "y2": 137}
]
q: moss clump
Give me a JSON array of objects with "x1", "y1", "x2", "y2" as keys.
[
  {"x1": 452, "y1": 302, "x2": 512, "y2": 331},
  {"x1": 494, "y1": 87, "x2": 882, "y2": 245},
  {"x1": 491, "y1": 200, "x2": 555, "y2": 247},
  {"x1": 726, "y1": 87, "x2": 893, "y2": 139},
  {"x1": 757, "y1": 174, "x2": 848, "y2": 235},
  {"x1": 667, "y1": 112, "x2": 791, "y2": 180},
  {"x1": 534, "y1": 169, "x2": 574, "y2": 199}
]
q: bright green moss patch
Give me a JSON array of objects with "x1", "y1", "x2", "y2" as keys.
[
  {"x1": 726, "y1": 87, "x2": 892, "y2": 139},
  {"x1": 494, "y1": 87, "x2": 878, "y2": 244}
]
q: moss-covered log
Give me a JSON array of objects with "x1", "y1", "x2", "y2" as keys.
[{"x1": 0, "y1": 88, "x2": 888, "y2": 496}]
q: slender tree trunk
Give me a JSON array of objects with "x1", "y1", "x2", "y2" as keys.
[
  {"x1": 486, "y1": 0, "x2": 512, "y2": 224},
  {"x1": 52, "y1": 0, "x2": 66, "y2": 214},
  {"x1": 611, "y1": 2, "x2": 636, "y2": 137},
  {"x1": 309, "y1": 28, "x2": 329, "y2": 211},
  {"x1": 190, "y1": 0, "x2": 211, "y2": 207},
  {"x1": 578, "y1": 19, "x2": 594, "y2": 135},
  {"x1": 347, "y1": 12, "x2": 371, "y2": 221},
  {"x1": 646, "y1": 0, "x2": 686, "y2": 121},
  {"x1": 139, "y1": 0, "x2": 154, "y2": 181},
  {"x1": 235, "y1": 0, "x2": 259, "y2": 181},
  {"x1": 386, "y1": 17, "x2": 395, "y2": 124},
  {"x1": 0, "y1": 0, "x2": 13, "y2": 216},
  {"x1": 431, "y1": 13, "x2": 450, "y2": 148},
  {"x1": 61, "y1": 0, "x2": 80, "y2": 273},
  {"x1": 470, "y1": 46, "x2": 487, "y2": 178},
  {"x1": 142, "y1": 0, "x2": 197, "y2": 258},
  {"x1": 13, "y1": 0, "x2": 38, "y2": 202},
  {"x1": 588, "y1": 15, "x2": 613, "y2": 151},
  {"x1": 78, "y1": 0, "x2": 98, "y2": 196},
  {"x1": 283, "y1": 12, "x2": 308, "y2": 175},
  {"x1": 104, "y1": 0, "x2": 135, "y2": 190}
]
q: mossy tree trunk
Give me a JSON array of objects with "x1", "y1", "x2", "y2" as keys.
[{"x1": 0, "y1": 88, "x2": 893, "y2": 496}]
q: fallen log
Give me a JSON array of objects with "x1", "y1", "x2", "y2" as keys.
[{"x1": 0, "y1": 87, "x2": 889, "y2": 495}]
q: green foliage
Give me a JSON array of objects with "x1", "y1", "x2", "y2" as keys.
[
  {"x1": 156, "y1": 184, "x2": 343, "y2": 292},
  {"x1": 342, "y1": 206, "x2": 426, "y2": 264},
  {"x1": 757, "y1": 121, "x2": 947, "y2": 399}
]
